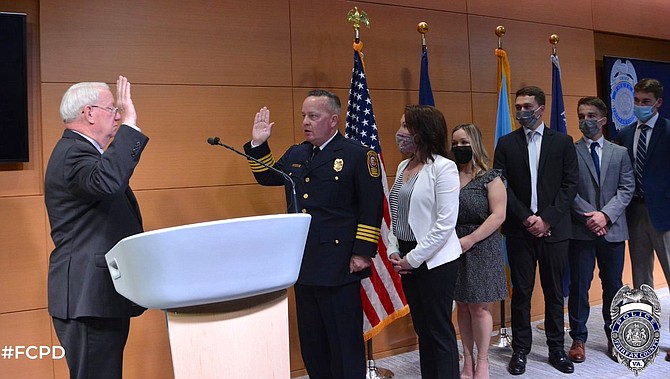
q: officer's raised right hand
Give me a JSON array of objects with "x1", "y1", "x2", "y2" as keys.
[{"x1": 252, "y1": 107, "x2": 274, "y2": 146}]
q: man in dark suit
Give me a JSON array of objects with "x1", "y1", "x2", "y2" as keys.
[
  {"x1": 243, "y1": 90, "x2": 383, "y2": 379},
  {"x1": 567, "y1": 97, "x2": 634, "y2": 363},
  {"x1": 45, "y1": 76, "x2": 148, "y2": 379},
  {"x1": 494, "y1": 86, "x2": 578, "y2": 375},
  {"x1": 616, "y1": 78, "x2": 670, "y2": 362}
]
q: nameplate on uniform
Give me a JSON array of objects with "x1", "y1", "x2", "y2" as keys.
[{"x1": 609, "y1": 284, "x2": 661, "y2": 375}]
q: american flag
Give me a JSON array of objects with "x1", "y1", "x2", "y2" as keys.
[{"x1": 345, "y1": 49, "x2": 409, "y2": 340}]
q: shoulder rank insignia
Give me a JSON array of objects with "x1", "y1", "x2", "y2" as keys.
[
  {"x1": 367, "y1": 151, "x2": 380, "y2": 177},
  {"x1": 610, "y1": 284, "x2": 661, "y2": 376}
]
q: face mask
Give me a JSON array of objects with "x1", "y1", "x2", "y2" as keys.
[
  {"x1": 578, "y1": 118, "x2": 603, "y2": 139},
  {"x1": 516, "y1": 108, "x2": 540, "y2": 128},
  {"x1": 395, "y1": 132, "x2": 417, "y2": 156},
  {"x1": 633, "y1": 103, "x2": 657, "y2": 122},
  {"x1": 452, "y1": 145, "x2": 473, "y2": 164}
]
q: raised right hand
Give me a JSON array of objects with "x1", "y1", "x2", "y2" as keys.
[{"x1": 252, "y1": 107, "x2": 274, "y2": 146}]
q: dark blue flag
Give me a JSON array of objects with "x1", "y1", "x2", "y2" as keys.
[
  {"x1": 551, "y1": 53, "x2": 570, "y2": 298},
  {"x1": 419, "y1": 47, "x2": 435, "y2": 106},
  {"x1": 550, "y1": 54, "x2": 567, "y2": 134}
]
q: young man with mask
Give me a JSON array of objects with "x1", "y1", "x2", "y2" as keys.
[
  {"x1": 616, "y1": 78, "x2": 670, "y2": 362},
  {"x1": 494, "y1": 86, "x2": 578, "y2": 375},
  {"x1": 567, "y1": 97, "x2": 634, "y2": 363}
]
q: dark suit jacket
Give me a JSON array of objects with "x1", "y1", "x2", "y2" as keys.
[
  {"x1": 493, "y1": 125, "x2": 578, "y2": 242},
  {"x1": 571, "y1": 139, "x2": 634, "y2": 242},
  {"x1": 617, "y1": 116, "x2": 670, "y2": 232},
  {"x1": 45, "y1": 125, "x2": 149, "y2": 319},
  {"x1": 244, "y1": 133, "x2": 384, "y2": 286}
]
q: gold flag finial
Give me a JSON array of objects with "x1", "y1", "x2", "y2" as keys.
[
  {"x1": 550, "y1": 34, "x2": 559, "y2": 55},
  {"x1": 347, "y1": 6, "x2": 370, "y2": 42},
  {"x1": 417, "y1": 22, "x2": 428, "y2": 47},
  {"x1": 496, "y1": 26, "x2": 506, "y2": 49}
]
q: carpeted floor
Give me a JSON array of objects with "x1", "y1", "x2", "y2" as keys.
[{"x1": 298, "y1": 287, "x2": 670, "y2": 378}]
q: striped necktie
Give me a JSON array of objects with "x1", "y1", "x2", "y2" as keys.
[{"x1": 635, "y1": 124, "x2": 649, "y2": 198}]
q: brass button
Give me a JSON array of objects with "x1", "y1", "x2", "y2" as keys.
[
  {"x1": 301, "y1": 208, "x2": 307, "y2": 213},
  {"x1": 335, "y1": 239, "x2": 340, "y2": 244},
  {"x1": 303, "y1": 193, "x2": 309, "y2": 199},
  {"x1": 335, "y1": 176, "x2": 339, "y2": 180},
  {"x1": 305, "y1": 177, "x2": 310, "y2": 183}
]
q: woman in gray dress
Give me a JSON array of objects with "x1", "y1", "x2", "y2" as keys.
[{"x1": 451, "y1": 123, "x2": 508, "y2": 379}]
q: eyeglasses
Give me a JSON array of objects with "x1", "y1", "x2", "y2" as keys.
[{"x1": 90, "y1": 105, "x2": 119, "y2": 114}]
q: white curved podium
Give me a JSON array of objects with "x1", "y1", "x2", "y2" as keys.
[{"x1": 105, "y1": 214, "x2": 311, "y2": 379}]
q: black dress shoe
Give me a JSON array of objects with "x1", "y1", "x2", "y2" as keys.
[
  {"x1": 548, "y1": 350, "x2": 574, "y2": 374},
  {"x1": 607, "y1": 340, "x2": 618, "y2": 362},
  {"x1": 508, "y1": 351, "x2": 527, "y2": 375}
]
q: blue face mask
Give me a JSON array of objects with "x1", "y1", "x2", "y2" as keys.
[{"x1": 633, "y1": 101, "x2": 658, "y2": 122}]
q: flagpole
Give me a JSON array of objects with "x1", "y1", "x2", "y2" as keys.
[
  {"x1": 536, "y1": 33, "x2": 572, "y2": 334},
  {"x1": 347, "y1": 7, "x2": 395, "y2": 379},
  {"x1": 490, "y1": 25, "x2": 513, "y2": 350}
]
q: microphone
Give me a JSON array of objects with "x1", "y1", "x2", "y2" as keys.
[{"x1": 207, "y1": 137, "x2": 300, "y2": 214}]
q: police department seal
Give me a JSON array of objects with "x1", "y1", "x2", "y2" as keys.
[
  {"x1": 610, "y1": 59, "x2": 638, "y2": 131},
  {"x1": 610, "y1": 284, "x2": 661, "y2": 376}
]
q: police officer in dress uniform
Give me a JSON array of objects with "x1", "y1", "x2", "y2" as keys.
[{"x1": 243, "y1": 89, "x2": 384, "y2": 379}]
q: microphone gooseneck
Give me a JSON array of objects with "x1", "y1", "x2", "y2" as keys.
[{"x1": 207, "y1": 137, "x2": 300, "y2": 214}]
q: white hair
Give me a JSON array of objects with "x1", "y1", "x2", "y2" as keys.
[{"x1": 59, "y1": 82, "x2": 110, "y2": 123}]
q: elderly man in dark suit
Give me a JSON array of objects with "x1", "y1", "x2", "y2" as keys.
[
  {"x1": 243, "y1": 89, "x2": 383, "y2": 379},
  {"x1": 616, "y1": 78, "x2": 670, "y2": 362},
  {"x1": 566, "y1": 97, "x2": 634, "y2": 363},
  {"x1": 494, "y1": 86, "x2": 578, "y2": 375},
  {"x1": 45, "y1": 76, "x2": 149, "y2": 379}
]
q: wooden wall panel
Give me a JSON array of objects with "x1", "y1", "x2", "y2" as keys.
[
  {"x1": 40, "y1": 0, "x2": 292, "y2": 86},
  {"x1": 468, "y1": 15, "x2": 597, "y2": 96},
  {"x1": 135, "y1": 185, "x2": 286, "y2": 232},
  {"x1": 592, "y1": 0, "x2": 670, "y2": 41},
  {"x1": 0, "y1": 0, "x2": 42, "y2": 197},
  {"x1": 41, "y1": 84, "x2": 297, "y2": 190},
  {"x1": 594, "y1": 32, "x2": 670, "y2": 63},
  {"x1": 290, "y1": 0, "x2": 470, "y2": 92},
  {"x1": 359, "y1": 0, "x2": 466, "y2": 13},
  {"x1": 0, "y1": 197, "x2": 47, "y2": 313},
  {"x1": 0, "y1": 310, "x2": 54, "y2": 379},
  {"x1": 466, "y1": 0, "x2": 593, "y2": 29}
]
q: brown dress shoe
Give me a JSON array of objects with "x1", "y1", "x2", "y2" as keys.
[
  {"x1": 665, "y1": 350, "x2": 670, "y2": 362},
  {"x1": 568, "y1": 340, "x2": 585, "y2": 363}
]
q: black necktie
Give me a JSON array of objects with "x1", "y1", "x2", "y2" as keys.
[
  {"x1": 590, "y1": 141, "x2": 600, "y2": 180},
  {"x1": 310, "y1": 146, "x2": 320, "y2": 161}
]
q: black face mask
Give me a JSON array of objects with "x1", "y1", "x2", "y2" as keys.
[{"x1": 452, "y1": 145, "x2": 473, "y2": 164}]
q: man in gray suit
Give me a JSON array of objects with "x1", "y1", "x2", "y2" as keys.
[
  {"x1": 45, "y1": 76, "x2": 149, "y2": 379},
  {"x1": 567, "y1": 97, "x2": 634, "y2": 363}
]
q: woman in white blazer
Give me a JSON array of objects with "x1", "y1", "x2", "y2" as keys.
[{"x1": 388, "y1": 105, "x2": 461, "y2": 378}]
